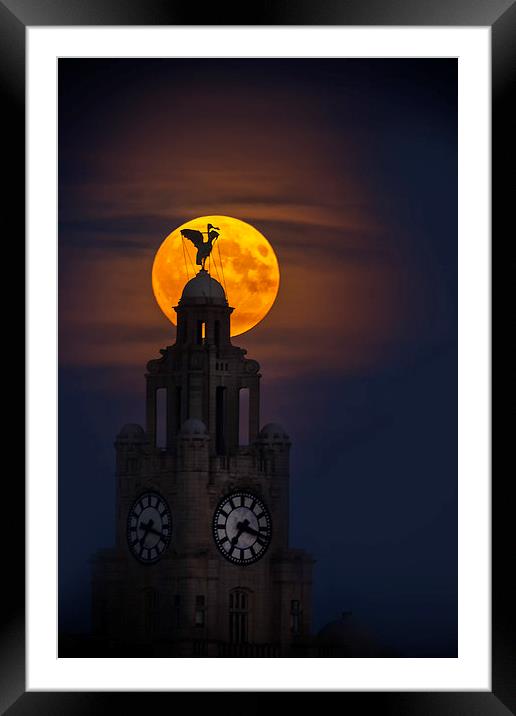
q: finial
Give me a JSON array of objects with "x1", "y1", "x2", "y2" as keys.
[{"x1": 180, "y1": 223, "x2": 221, "y2": 271}]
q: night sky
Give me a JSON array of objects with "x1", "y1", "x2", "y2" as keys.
[{"x1": 58, "y1": 58, "x2": 457, "y2": 656}]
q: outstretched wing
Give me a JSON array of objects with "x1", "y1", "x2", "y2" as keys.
[{"x1": 180, "y1": 228, "x2": 204, "y2": 249}]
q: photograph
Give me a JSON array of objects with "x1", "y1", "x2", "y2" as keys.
[
  {"x1": 0, "y1": 0, "x2": 508, "y2": 708},
  {"x1": 57, "y1": 57, "x2": 459, "y2": 659}
]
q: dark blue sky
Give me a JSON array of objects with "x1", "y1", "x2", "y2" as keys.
[{"x1": 59, "y1": 59, "x2": 457, "y2": 656}]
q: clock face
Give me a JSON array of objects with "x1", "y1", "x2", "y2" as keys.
[
  {"x1": 213, "y1": 491, "x2": 272, "y2": 565},
  {"x1": 127, "y1": 492, "x2": 172, "y2": 564}
]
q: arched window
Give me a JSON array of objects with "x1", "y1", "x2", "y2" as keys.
[
  {"x1": 196, "y1": 320, "x2": 206, "y2": 345},
  {"x1": 229, "y1": 589, "x2": 249, "y2": 644}
]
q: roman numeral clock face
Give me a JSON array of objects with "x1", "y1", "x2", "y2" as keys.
[
  {"x1": 213, "y1": 492, "x2": 272, "y2": 565},
  {"x1": 127, "y1": 492, "x2": 172, "y2": 563}
]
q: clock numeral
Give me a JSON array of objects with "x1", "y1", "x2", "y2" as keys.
[
  {"x1": 240, "y1": 549, "x2": 245, "y2": 561},
  {"x1": 255, "y1": 511, "x2": 264, "y2": 520}
]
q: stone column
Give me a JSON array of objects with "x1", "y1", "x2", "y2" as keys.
[{"x1": 249, "y1": 381, "x2": 260, "y2": 443}]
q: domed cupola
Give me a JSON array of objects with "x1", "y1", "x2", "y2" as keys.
[
  {"x1": 179, "y1": 269, "x2": 227, "y2": 306},
  {"x1": 179, "y1": 418, "x2": 208, "y2": 437},
  {"x1": 174, "y1": 269, "x2": 233, "y2": 349},
  {"x1": 259, "y1": 423, "x2": 290, "y2": 443}
]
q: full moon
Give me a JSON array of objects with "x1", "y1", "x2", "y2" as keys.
[{"x1": 152, "y1": 215, "x2": 280, "y2": 337}]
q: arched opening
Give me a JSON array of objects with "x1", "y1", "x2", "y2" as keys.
[
  {"x1": 196, "y1": 320, "x2": 206, "y2": 345},
  {"x1": 229, "y1": 589, "x2": 250, "y2": 644}
]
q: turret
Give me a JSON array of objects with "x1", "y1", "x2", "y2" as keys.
[{"x1": 145, "y1": 269, "x2": 261, "y2": 457}]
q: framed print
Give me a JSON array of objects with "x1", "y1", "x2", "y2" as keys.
[{"x1": 3, "y1": 0, "x2": 513, "y2": 712}]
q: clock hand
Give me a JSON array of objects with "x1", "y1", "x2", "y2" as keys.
[
  {"x1": 240, "y1": 524, "x2": 260, "y2": 538},
  {"x1": 231, "y1": 519, "x2": 250, "y2": 546},
  {"x1": 234, "y1": 518, "x2": 263, "y2": 538},
  {"x1": 232, "y1": 518, "x2": 265, "y2": 546},
  {"x1": 146, "y1": 525, "x2": 166, "y2": 538},
  {"x1": 138, "y1": 518, "x2": 154, "y2": 545},
  {"x1": 231, "y1": 526, "x2": 244, "y2": 546}
]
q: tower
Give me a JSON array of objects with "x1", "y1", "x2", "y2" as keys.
[{"x1": 92, "y1": 268, "x2": 314, "y2": 656}]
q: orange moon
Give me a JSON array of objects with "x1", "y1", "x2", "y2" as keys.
[{"x1": 152, "y1": 216, "x2": 280, "y2": 337}]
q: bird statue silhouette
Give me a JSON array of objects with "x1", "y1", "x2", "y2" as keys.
[{"x1": 180, "y1": 223, "x2": 220, "y2": 270}]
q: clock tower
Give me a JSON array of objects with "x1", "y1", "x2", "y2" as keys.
[{"x1": 92, "y1": 268, "x2": 314, "y2": 656}]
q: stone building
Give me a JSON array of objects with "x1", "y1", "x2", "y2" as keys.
[{"x1": 91, "y1": 269, "x2": 314, "y2": 656}]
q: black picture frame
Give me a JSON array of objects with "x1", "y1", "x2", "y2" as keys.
[{"x1": 4, "y1": 0, "x2": 512, "y2": 713}]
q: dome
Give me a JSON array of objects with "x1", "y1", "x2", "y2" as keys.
[
  {"x1": 179, "y1": 418, "x2": 208, "y2": 436},
  {"x1": 259, "y1": 423, "x2": 290, "y2": 442},
  {"x1": 180, "y1": 269, "x2": 226, "y2": 304},
  {"x1": 116, "y1": 423, "x2": 145, "y2": 442}
]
